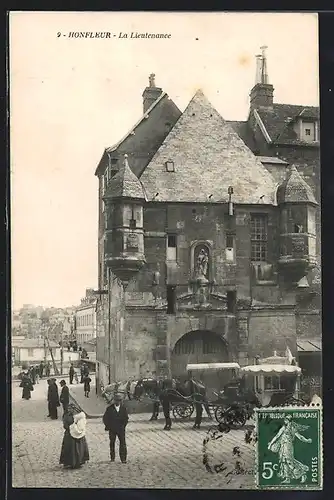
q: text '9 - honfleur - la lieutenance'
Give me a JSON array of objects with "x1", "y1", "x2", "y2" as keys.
[{"x1": 67, "y1": 31, "x2": 172, "y2": 39}]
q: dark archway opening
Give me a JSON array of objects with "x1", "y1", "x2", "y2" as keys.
[{"x1": 170, "y1": 330, "x2": 228, "y2": 379}]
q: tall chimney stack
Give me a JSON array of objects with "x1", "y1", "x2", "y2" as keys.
[
  {"x1": 250, "y1": 46, "x2": 274, "y2": 109},
  {"x1": 142, "y1": 73, "x2": 163, "y2": 113}
]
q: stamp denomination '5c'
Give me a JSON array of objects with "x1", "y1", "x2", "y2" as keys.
[{"x1": 255, "y1": 406, "x2": 322, "y2": 490}]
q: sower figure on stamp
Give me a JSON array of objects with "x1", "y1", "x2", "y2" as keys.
[
  {"x1": 268, "y1": 415, "x2": 312, "y2": 484},
  {"x1": 103, "y1": 393, "x2": 129, "y2": 464}
]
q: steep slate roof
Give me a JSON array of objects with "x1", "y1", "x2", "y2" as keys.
[
  {"x1": 226, "y1": 120, "x2": 257, "y2": 151},
  {"x1": 140, "y1": 90, "x2": 277, "y2": 204},
  {"x1": 95, "y1": 92, "x2": 182, "y2": 177},
  {"x1": 106, "y1": 92, "x2": 167, "y2": 154},
  {"x1": 104, "y1": 154, "x2": 146, "y2": 200},
  {"x1": 257, "y1": 104, "x2": 319, "y2": 145},
  {"x1": 277, "y1": 165, "x2": 318, "y2": 205}
]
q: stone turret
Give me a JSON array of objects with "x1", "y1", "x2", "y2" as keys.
[
  {"x1": 277, "y1": 165, "x2": 318, "y2": 285},
  {"x1": 103, "y1": 154, "x2": 146, "y2": 284}
]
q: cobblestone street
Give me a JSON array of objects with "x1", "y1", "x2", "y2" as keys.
[{"x1": 12, "y1": 378, "x2": 256, "y2": 489}]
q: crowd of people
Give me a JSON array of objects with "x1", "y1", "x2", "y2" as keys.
[{"x1": 18, "y1": 361, "x2": 130, "y2": 468}]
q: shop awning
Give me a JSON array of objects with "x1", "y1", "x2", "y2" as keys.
[
  {"x1": 186, "y1": 363, "x2": 240, "y2": 371},
  {"x1": 297, "y1": 340, "x2": 322, "y2": 352},
  {"x1": 241, "y1": 364, "x2": 301, "y2": 375}
]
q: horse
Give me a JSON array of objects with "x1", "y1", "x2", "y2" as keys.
[{"x1": 133, "y1": 377, "x2": 211, "y2": 430}]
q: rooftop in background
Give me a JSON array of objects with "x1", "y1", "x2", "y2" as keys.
[{"x1": 12, "y1": 338, "x2": 59, "y2": 349}]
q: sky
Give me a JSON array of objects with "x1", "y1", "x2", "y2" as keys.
[{"x1": 10, "y1": 11, "x2": 319, "y2": 310}]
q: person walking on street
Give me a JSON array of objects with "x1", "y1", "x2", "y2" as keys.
[
  {"x1": 69, "y1": 364, "x2": 75, "y2": 385},
  {"x1": 103, "y1": 394, "x2": 129, "y2": 463},
  {"x1": 35, "y1": 365, "x2": 40, "y2": 384},
  {"x1": 39, "y1": 361, "x2": 44, "y2": 379},
  {"x1": 47, "y1": 378, "x2": 60, "y2": 419},
  {"x1": 60, "y1": 380, "x2": 70, "y2": 414},
  {"x1": 59, "y1": 404, "x2": 89, "y2": 469},
  {"x1": 29, "y1": 365, "x2": 36, "y2": 385},
  {"x1": 80, "y1": 365, "x2": 85, "y2": 384},
  {"x1": 45, "y1": 362, "x2": 51, "y2": 378},
  {"x1": 20, "y1": 373, "x2": 34, "y2": 400},
  {"x1": 83, "y1": 375, "x2": 92, "y2": 398}
]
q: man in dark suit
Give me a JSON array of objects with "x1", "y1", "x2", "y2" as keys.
[
  {"x1": 59, "y1": 379, "x2": 70, "y2": 414},
  {"x1": 103, "y1": 393, "x2": 129, "y2": 463}
]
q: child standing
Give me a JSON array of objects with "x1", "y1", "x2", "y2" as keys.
[{"x1": 83, "y1": 375, "x2": 92, "y2": 398}]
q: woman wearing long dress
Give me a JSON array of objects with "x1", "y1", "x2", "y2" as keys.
[
  {"x1": 20, "y1": 373, "x2": 34, "y2": 400},
  {"x1": 48, "y1": 378, "x2": 60, "y2": 419},
  {"x1": 60, "y1": 405, "x2": 90, "y2": 469}
]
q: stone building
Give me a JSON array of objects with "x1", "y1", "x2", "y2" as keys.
[
  {"x1": 94, "y1": 49, "x2": 321, "y2": 392},
  {"x1": 74, "y1": 288, "x2": 97, "y2": 346}
]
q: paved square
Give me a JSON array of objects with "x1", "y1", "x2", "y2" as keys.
[{"x1": 12, "y1": 378, "x2": 256, "y2": 489}]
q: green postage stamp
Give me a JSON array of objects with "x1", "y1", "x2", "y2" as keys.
[{"x1": 255, "y1": 406, "x2": 323, "y2": 490}]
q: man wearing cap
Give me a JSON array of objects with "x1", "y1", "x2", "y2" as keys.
[{"x1": 103, "y1": 394, "x2": 129, "y2": 464}]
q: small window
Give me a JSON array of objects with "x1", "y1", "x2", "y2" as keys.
[
  {"x1": 250, "y1": 214, "x2": 268, "y2": 262},
  {"x1": 167, "y1": 285, "x2": 176, "y2": 314},
  {"x1": 226, "y1": 234, "x2": 234, "y2": 249},
  {"x1": 27, "y1": 348, "x2": 34, "y2": 356},
  {"x1": 294, "y1": 223, "x2": 303, "y2": 233},
  {"x1": 129, "y1": 219, "x2": 137, "y2": 229},
  {"x1": 301, "y1": 121, "x2": 316, "y2": 142},
  {"x1": 165, "y1": 160, "x2": 175, "y2": 172},
  {"x1": 227, "y1": 291, "x2": 236, "y2": 313},
  {"x1": 167, "y1": 234, "x2": 177, "y2": 261},
  {"x1": 264, "y1": 376, "x2": 280, "y2": 390},
  {"x1": 168, "y1": 234, "x2": 176, "y2": 247}
]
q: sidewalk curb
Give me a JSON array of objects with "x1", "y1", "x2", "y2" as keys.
[
  {"x1": 68, "y1": 393, "x2": 159, "y2": 420},
  {"x1": 69, "y1": 393, "x2": 104, "y2": 419}
]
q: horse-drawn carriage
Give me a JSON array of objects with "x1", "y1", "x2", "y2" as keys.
[
  {"x1": 101, "y1": 362, "x2": 254, "y2": 429},
  {"x1": 100, "y1": 351, "x2": 311, "y2": 430},
  {"x1": 240, "y1": 352, "x2": 306, "y2": 407}
]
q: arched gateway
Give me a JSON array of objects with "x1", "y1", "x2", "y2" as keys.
[{"x1": 170, "y1": 330, "x2": 229, "y2": 377}]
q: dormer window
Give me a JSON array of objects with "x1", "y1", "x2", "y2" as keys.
[
  {"x1": 165, "y1": 160, "x2": 175, "y2": 172},
  {"x1": 300, "y1": 120, "x2": 317, "y2": 142}
]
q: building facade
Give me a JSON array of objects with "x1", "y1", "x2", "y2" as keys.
[
  {"x1": 74, "y1": 288, "x2": 97, "y2": 347},
  {"x1": 94, "y1": 51, "x2": 321, "y2": 391}
]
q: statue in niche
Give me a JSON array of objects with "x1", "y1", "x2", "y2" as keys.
[{"x1": 196, "y1": 247, "x2": 209, "y2": 279}]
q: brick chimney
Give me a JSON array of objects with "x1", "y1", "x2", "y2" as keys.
[
  {"x1": 250, "y1": 46, "x2": 274, "y2": 109},
  {"x1": 142, "y1": 73, "x2": 163, "y2": 113}
]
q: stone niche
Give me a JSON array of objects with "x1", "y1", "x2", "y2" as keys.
[{"x1": 190, "y1": 240, "x2": 213, "y2": 282}]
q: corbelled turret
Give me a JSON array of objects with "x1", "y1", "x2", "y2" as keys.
[
  {"x1": 277, "y1": 165, "x2": 318, "y2": 286},
  {"x1": 103, "y1": 154, "x2": 146, "y2": 284}
]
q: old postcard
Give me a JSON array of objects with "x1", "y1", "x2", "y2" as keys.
[{"x1": 10, "y1": 11, "x2": 322, "y2": 490}]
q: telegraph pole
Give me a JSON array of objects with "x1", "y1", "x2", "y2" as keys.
[
  {"x1": 92, "y1": 287, "x2": 109, "y2": 383},
  {"x1": 60, "y1": 323, "x2": 64, "y2": 375}
]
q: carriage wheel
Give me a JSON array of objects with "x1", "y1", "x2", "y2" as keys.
[
  {"x1": 222, "y1": 407, "x2": 247, "y2": 429},
  {"x1": 172, "y1": 403, "x2": 194, "y2": 420},
  {"x1": 147, "y1": 390, "x2": 157, "y2": 401},
  {"x1": 214, "y1": 405, "x2": 226, "y2": 423}
]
